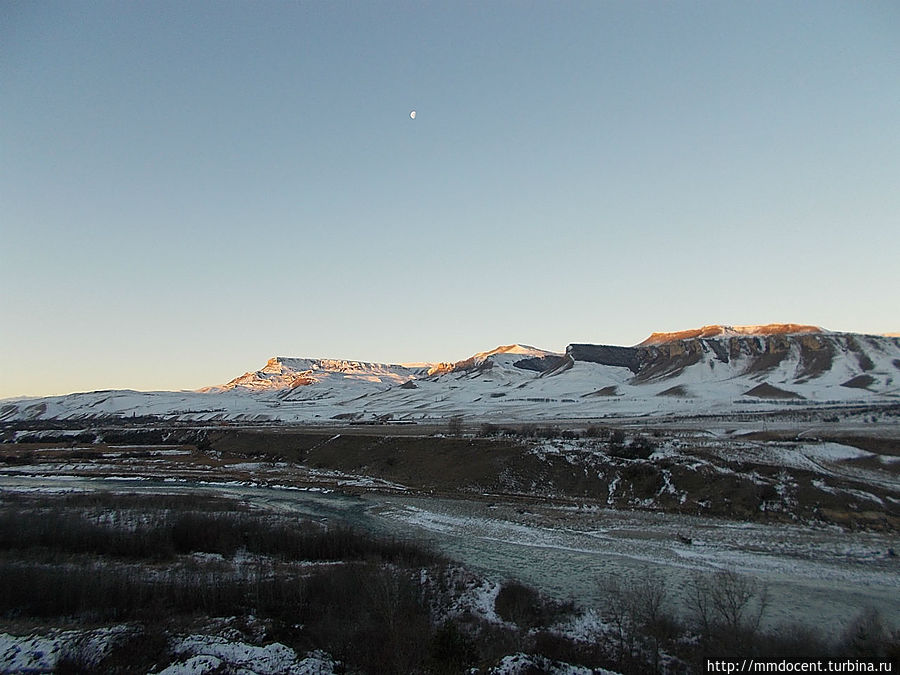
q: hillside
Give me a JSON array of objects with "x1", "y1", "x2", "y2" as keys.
[{"x1": 1, "y1": 327, "x2": 898, "y2": 423}]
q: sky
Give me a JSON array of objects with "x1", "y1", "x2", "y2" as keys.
[{"x1": 2, "y1": 1, "x2": 899, "y2": 397}]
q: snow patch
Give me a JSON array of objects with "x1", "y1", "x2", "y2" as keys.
[
  {"x1": 162, "y1": 635, "x2": 337, "y2": 675},
  {"x1": 799, "y1": 443, "x2": 874, "y2": 462},
  {"x1": 0, "y1": 625, "x2": 134, "y2": 673},
  {"x1": 490, "y1": 652, "x2": 617, "y2": 674}
]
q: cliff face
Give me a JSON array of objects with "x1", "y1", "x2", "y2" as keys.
[
  {"x1": 566, "y1": 344, "x2": 641, "y2": 372},
  {"x1": 639, "y1": 323, "x2": 823, "y2": 346},
  {"x1": 567, "y1": 331, "x2": 900, "y2": 385}
]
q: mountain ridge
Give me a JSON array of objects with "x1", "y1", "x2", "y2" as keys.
[
  {"x1": 638, "y1": 323, "x2": 824, "y2": 346},
  {"x1": 2, "y1": 327, "x2": 898, "y2": 423}
]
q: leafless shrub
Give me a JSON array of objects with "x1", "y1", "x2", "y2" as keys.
[
  {"x1": 840, "y1": 608, "x2": 900, "y2": 659},
  {"x1": 686, "y1": 569, "x2": 768, "y2": 651},
  {"x1": 495, "y1": 579, "x2": 574, "y2": 629},
  {"x1": 600, "y1": 570, "x2": 673, "y2": 670}
]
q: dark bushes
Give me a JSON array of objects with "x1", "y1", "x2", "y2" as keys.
[
  {"x1": 0, "y1": 509, "x2": 176, "y2": 560},
  {"x1": 480, "y1": 423, "x2": 499, "y2": 436},
  {"x1": 0, "y1": 505, "x2": 439, "y2": 566},
  {"x1": 301, "y1": 564, "x2": 432, "y2": 672},
  {"x1": 495, "y1": 580, "x2": 573, "y2": 628},
  {"x1": 530, "y1": 631, "x2": 616, "y2": 673},
  {"x1": 429, "y1": 621, "x2": 478, "y2": 674},
  {"x1": 0, "y1": 558, "x2": 264, "y2": 620},
  {"x1": 0, "y1": 552, "x2": 447, "y2": 673}
]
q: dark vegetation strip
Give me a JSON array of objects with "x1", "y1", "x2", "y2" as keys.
[
  {"x1": 0, "y1": 491, "x2": 498, "y2": 673},
  {"x1": 0, "y1": 491, "x2": 455, "y2": 673},
  {"x1": 0, "y1": 501, "x2": 439, "y2": 566},
  {"x1": 0, "y1": 556, "x2": 304, "y2": 620}
]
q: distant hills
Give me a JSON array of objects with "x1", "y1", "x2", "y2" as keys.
[{"x1": 3, "y1": 325, "x2": 898, "y2": 423}]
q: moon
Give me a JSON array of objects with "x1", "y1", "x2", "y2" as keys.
[{"x1": 409, "y1": 110, "x2": 416, "y2": 119}]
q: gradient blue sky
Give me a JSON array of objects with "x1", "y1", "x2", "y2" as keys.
[{"x1": 2, "y1": 1, "x2": 899, "y2": 397}]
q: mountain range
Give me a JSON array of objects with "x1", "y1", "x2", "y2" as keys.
[{"x1": 3, "y1": 324, "x2": 898, "y2": 423}]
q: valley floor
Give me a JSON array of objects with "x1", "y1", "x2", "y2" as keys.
[{"x1": 1, "y1": 409, "x2": 898, "y2": 672}]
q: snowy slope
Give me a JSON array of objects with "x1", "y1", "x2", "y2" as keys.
[
  {"x1": 204, "y1": 357, "x2": 428, "y2": 406},
  {"x1": 2, "y1": 330, "x2": 898, "y2": 424},
  {"x1": 639, "y1": 323, "x2": 825, "y2": 345}
]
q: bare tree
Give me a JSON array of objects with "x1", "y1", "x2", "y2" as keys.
[
  {"x1": 600, "y1": 570, "x2": 671, "y2": 670},
  {"x1": 599, "y1": 575, "x2": 637, "y2": 664},
  {"x1": 710, "y1": 569, "x2": 768, "y2": 637},
  {"x1": 687, "y1": 569, "x2": 769, "y2": 651},
  {"x1": 685, "y1": 571, "x2": 715, "y2": 642},
  {"x1": 636, "y1": 571, "x2": 670, "y2": 672}
]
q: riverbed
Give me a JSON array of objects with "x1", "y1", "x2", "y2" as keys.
[{"x1": 1, "y1": 475, "x2": 896, "y2": 639}]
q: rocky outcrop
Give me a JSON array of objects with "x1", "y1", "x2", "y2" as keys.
[
  {"x1": 568, "y1": 335, "x2": 791, "y2": 383},
  {"x1": 631, "y1": 341, "x2": 705, "y2": 382},
  {"x1": 513, "y1": 355, "x2": 569, "y2": 373},
  {"x1": 566, "y1": 344, "x2": 640, "y2": 372},
  {"x1": 640, "y1": 323, "x2": 823, "y2": 345},
  {"x1": 567, "y1": 331, "x2": 899, "y2": 386}
]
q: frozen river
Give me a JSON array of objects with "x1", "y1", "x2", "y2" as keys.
[
  {"x1": 2, "y1": 475, "x2": 897, "y2": 638},
  {"x1": 367, "y1": 496, "x2": 899, "y2": 638}
]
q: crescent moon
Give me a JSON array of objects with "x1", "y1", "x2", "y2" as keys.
[{"x1": 409, "y1": 110, "x2": 416, "y2": 119}]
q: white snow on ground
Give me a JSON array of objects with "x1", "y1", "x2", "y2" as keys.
[
  {"x1": 0, "y1": 627, "x2": 337, "y2": 675},
  {"x1": 373, "y1": 496, "x2": 900, "y2": 638},
  {"x1": 490, "y1": 652, "x2": 619, "y2": 674},
  {"x1": 0, "y1": 625, "x2": 134, "y2": 673},
  {"x1": 437, "y1": 568, "x2": 507, "y2": 625},
  {"x1": 2, "y1": 332, "x2": 897, "y2": 424},
  {"x1": 552, "y1": 608, "x2": 614, "y2": 645},
  {"x1": 381, "y1": 504, "x2": 605, "y2": 556},
  {"x1": 157, "y1": 654, "x2": 225, "y2": 675},
  {"x1": 806, "y1": 479, "x2": 887, "y2": 507},
  {"x1": 798, "y1": 442, "x2": 874, "y2": 462},
  {"x1": 671, "y1": 439, "x2": 897, "y2": 493},
  {"x1": 160, "y1": 636, "x2": 337, "y2": 675}
]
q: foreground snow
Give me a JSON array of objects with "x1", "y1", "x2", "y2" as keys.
[
  {"x1": 159, "y1": 636, "x2": 337, "y2": 675},
  {"x1": 0, "y1": 629, "x2": 338, "y2": 675},
  {"x1": 490, "y1": 652, "x2": 618, "y2": 674},
  {"x1": 0, "y1": 626, "x2": 134, "y2": 673},
  {"x1": 0, "y1": 627, "x2": 622, "y2": 675}
]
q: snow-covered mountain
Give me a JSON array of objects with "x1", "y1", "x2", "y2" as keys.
[
  {"x1": 2, "y1": 326, "x2": 898, "y2": 423},
  {"x1": 204, "y1": 357, "x2": 428, "y2": 396}
]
